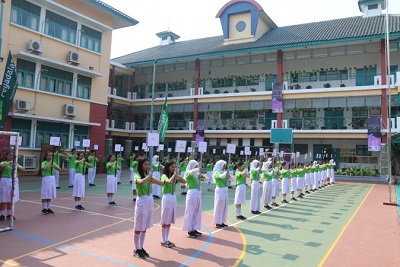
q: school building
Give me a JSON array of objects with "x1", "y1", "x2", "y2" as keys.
[
  {"x1": 0, "y1": 0, "x2": 137, "y2": 170},
  {"x1": 108, "y1": 0, "x2": 400, "y2": 181}
]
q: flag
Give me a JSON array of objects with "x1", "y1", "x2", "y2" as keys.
[
  {"x1": 157, "y1": 95, "x2": 168, "y2": 142},
  {"x1": 0, "y1": 51, "x2": 19, "y2": 129}
]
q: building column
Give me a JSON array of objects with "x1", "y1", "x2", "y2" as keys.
[
  {"x1": 193, "y1": 58, "x2": 200, "y2": 140},
  {"x1": 277, "y1": 49, "x2": 284, "y2": 128},
  {"x1": 107, "y1": 66, "x2": 115, "y2": 137},
  {"x1": 124, "y1": 139, "x2": 132, "y2": 160}
]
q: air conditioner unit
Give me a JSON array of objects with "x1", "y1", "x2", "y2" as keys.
[
  {"x1": 132, "y1": 92, "x2": 137, "y2": 99},
  {"x1": 16, "y1": 100, "x2": 30, "y2": 111},
  {"x1": 130, "y1": 122, "x2": 135, "y2": 130},
  {"x1": 28, "y1": 40, "x2": 44, "y2": 53},
  {"x1": 188, "y1": 121, "x2": 194, "y2": 130},
  {"x1": 111, "y1": 120, "x2": 115, "y2": 128},
  {"x1": 67, "y1": 51, "x2": 81, "y2": 64},
  {"x1": 127, "y1": 92, "x2": 132, "y2": 99},
  {"x1": 63, "y1": 104, "x2": 77, "y2": 116}
]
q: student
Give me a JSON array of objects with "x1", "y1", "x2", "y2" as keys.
[
  {"x1": 206, "y1": 159, "x2": 214, "y2": 191},
  {"x1": 130, "y1": 153, "x2": 139, "y2": 201},
  {"x1": 227, "y1": 161, "x2": 234, "y2": 189},
  {"x1": 106, "y1": 154, "x2": 120, "y2": 205},
  {"x1": 182, "y1": 160, "x2": 203, "y2": 237},
  {"x1": 234, "y1": 161, "x2": 248, "y2": 220},
  {"x1": 304, "y1": 162, "x2": 312, "y2": 194},
  {"x1": 53, "y1": 147, "x2": 65, "y2": 189},
  {"x1": 73, "y1": 152, "x2": 92, "y2": 210},
  {"x1": 261, "y1": 159, "x2": 273, "y2": 210},
  {"x1": 249, "y1": 160, "x2": 261, "y2": 214},
  {"x1": 280, "y1": 162, "x2": 290, "y2": 203},
  {"x1": 0, "y1": 152, "x2": 25, "y2": 220},
  {"x1": 270, "y1": 161, "x2": 280, "y2": 207},
  {"x1": 289, "y1": 164, "x2": 298, "y2": 201},
  {"x1": 213, "y1": 160, "x2": 229, "y2": 228},
  {"x1": 116, "y1": 152, "x2": 124, "y2": 185},
  {"x1": 133, "y1": 158, "x2": 163, "y2": 258},
  {"x1": 41, "y1": 151, "x2": 61, "y2": 214},
  {"x1": 179, "y1": 158, "x2": 188, "y2": 195},
  {"x1": 152, "y1": 155, "x2": 162, "y2": 199},
  {"x1": 160, "y1": 161, "x2": 186, "y2": 248},
  {"x1": 68, "y1": 149, "x2": 77, "y2": 188},
  {"x1": 329, "y1": 159, "x2": 336, "y2": 184},
  {"x1": 296, "y1": 164, "x2": 306, "y2": 198},
  {"x1": 87, "y1": 150, "x2": 98, "y2": 186}
]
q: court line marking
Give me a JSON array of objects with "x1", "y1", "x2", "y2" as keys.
[
  {"x1": 9, "y1": 231, "x2": 139, "y2": 267},
  {"x1": 179, "y1": 224, "x2": 213, "y2": 267},
  {"x1": 317, "y1": 184, "x2": 374, "y2": 267}
]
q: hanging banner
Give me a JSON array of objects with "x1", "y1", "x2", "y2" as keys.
[
  {"x1": 272, "y1": 82, "x2": 283, "y2": 113},
  {"x1": 0, "y1": 51, "x2": 19, "y2": 128},
  {"x1": 368, "y1": 116, "x2": 381, "y2": 151},
  {"x1": 195, "y1": 119, "x2": 205, "y2": 143}
]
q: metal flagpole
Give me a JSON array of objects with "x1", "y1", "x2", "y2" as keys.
[{"x1": 148, "y1": 60, "x2": 157, "y2": 195}]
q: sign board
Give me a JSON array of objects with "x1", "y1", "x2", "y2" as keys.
[
  {"x1": 50, "y1": 136, "x2": 61, "y2": 146},
  {"x1": 198, "y1": 141, "x2": 207, "y2": 153},
  {"x1": 244, "y1": 147, "x2": 251, "y2": 156},
  {"x1": 226, "y1": 143, "x2": 236, "y2": 154},
  {"x1": 187, "y1": 147, "x2": 193, "y2": 153},
  {"x1": 94, "y1": 144, "x2": 99, "y2": 150},
  {"x1": 74, "y1": 141, "x2": 80, "y2": 147},
  {"x1": 167, "y1": 148, "x2": 172, "y2": 152},
  {"x1": 158, "y1": 144, "x2": 164, "y2": 151},
  {"x1": 259, "y1": 148, "x2": 264, "y2": 156},
  {"x1": 270, "y1": 128, "x2": 293, "y2": 144},
  {"x1": 142, "y1": 143, "x2": 147, "y2": 150},
  {"x1": 10, "y1": 136, "x2": 22, "y2": 146},
  {"x1": 213, "y1": 149, "x2": 216, "y2": 154},
  {"x1": 146, "y1": 132, "x2": 159, "y2": 147},
  {"x1": 114, "y1": 144, "x2": 122, "y2": 152},
  {"x1": 134, "y1": 146, "x2": 139, "y2": 151},
  {"x1": 175, "y1": 140, "x2": 187, "y2": 153},
  {"x1": 82, "y1": 139, "x2": 90, "y2": 148}
]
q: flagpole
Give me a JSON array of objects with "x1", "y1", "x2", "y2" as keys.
[{"x1": 149, "y1": 60, "x2": 157, "y2": 173}]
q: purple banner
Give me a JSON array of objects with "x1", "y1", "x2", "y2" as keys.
[
  {"x1": 368, "y1": 116, "x2": 381, "y2": 151},
  {"x1": 195, "y1": 119, "x2": 205, "y2": 143},
  {"x1": 272, "y1": 82, "x2": 283, "y2": 113}
]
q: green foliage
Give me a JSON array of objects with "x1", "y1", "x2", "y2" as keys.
[{"x1": 335, "y1": 166, "x2": 379, "y2": 176}]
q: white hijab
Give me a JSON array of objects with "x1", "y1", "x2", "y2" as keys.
[
  {"x1": 213, "y1": 160, "x2": 226, "y2": 178},
  {"x1": 186, "y1": 159, "x2": 199, "y2": 172},
  {"x1": 250, "y1": 160, "x2": 259, "y2": 171},
  {"x1": 152, "y1": 155, "x2": 159, "y2": 167}
]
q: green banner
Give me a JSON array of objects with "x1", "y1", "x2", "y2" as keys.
[
  {"x1": 0, "y1": 51, "x2": 19, "y2": 129},
  {"x1": 157, "y1": 96, "x2": 168, "y2": 142}
]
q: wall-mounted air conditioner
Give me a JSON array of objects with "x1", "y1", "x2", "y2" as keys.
[
  {"x1": 63, "y1": 104, "x2": 77, "y2": 116},
  {"x1": 28, "y1": 40, "x2": 44, "y2": 53},
  {"x1": 16, "y1": 100, "x2": 30, "y2": 111},
  {"x1": 67, "y1": 51, "x2": 81, "y2": 64}
]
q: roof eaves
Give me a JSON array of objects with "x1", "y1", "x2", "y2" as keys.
[{"x1": 87, "y1": 0, "x2": 139, "y2": 26}]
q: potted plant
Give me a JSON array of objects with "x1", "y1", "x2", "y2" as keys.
[
  {"x1": 324, "y1": 83, "x2": 331, "y2": 88},
  {"x1": 340, "y1": 84, "x2": 346, "y2": 87},
  {"x1": 234, "y1": 88, "x2": 240, "y2": 93},
  {"x1": 306, "y1": 85, "x2": 312, "y2": 89},
  {"x1": 214, "y1": 89, "x2": 220, "y2": 94},
  {"x1": 250, "y1": 88, "x2": 256, "y2": 92}
]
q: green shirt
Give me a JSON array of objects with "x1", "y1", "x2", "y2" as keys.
[
  {"x1": 281, "y1": 169, "x2": 289, "y2": 178},
  {"x1": 250, "y1": 169, "x2": 260, "y2": 181},
  {"x1": 134, "y1": 173, "x2": 152, "y2": 196},
  {"x1": 272, "y1": 168, "x2": 279, "y2": 179},
  {"x1": 306, "y1": 166, "x2": 312, "y2": 174},
  {"x1": 53, "y1": 152, "x2": 61, "y2": 166},
  {"x1": 1, "y1": 161, "x2": 21, "y2": 177},
  {"x1": 69, "y1": 154, "x2": 76, "y2": 168},
  {"x1": 106, "y1": 162, "x2": 117, "y2": 175},
  {"x1": 206, "y1": 163, "x2": 213, "y2": 171},
  {"x1": 161, "y1": 174, "x2": 175, "y2": 194},
  {"x1": 185, "y1": 171, "x2": 199, "y2": 189},
  {"x1": 297, "y1": 168, "x2": 305, "y2": 178},
  {"x1": 263, "y1": 170, "x2": 272, "y2": 181},
  {"x1": 131, "y1": 160, "x2": 138, "y2": 171},
  {"x1": 180, "y1": 161, "x2": 188, "y2": 172},
  {"x1": 235, "y1": 170, "x2": 246, "y2": 185},
  {"x1": 41, "y1": 161, "x2": 59, "y2": 176},
  {"x1": 117, "y1": 157, "x2": 122, "y2": 168},
  {"x1": 75, "y1": 160, "x2": 86, "y2": 174},
  {"x1": 289, "y1": 169, "x2": 296, "y2": 178},
  {"x1": 215, "y1": 171, "x2": 227, "y2": 188},
  {"x1": 228, "y1": 163, "x2": 233, "y2": 171},
  {"x1": 88, "y1": 155, "x2": 97, "y2": 168}
]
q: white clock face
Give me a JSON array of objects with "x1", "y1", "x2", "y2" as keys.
[{"x1": 236, "y1": 21, "x2": 246, "y2": 32}]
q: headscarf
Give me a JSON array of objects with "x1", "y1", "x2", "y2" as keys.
[
  {"x1": 213, "y1": 160, "x2": 226, "y2": 178},
  {"x1": 186, "y1": 160, "x2": 199, "y2": 171},
  {"x1": 262, "y1": 161, "x2": 272, "y2": 171},
  {"x1": 250, "y1": 160, "x2": 259, "y2": 171},
  {"x1": 313, "y1": 161, "x2": 318, "y2": 166},
  {"x1": 152, "y1": 155, "x2": 159, "y2": 167},
  {"x1": 329, "y1": 159, "x2": 334, "y2": 164}
]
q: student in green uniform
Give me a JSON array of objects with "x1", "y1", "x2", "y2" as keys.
[
  {"x1": 234, "y1": 161, "x2": 248, "y2": 219},
  {"x1": 68, "y1": 149, "x2": 77, "y2": 188},
  {"x1": 130, "y1": 153, "x2": 139, "y2": 201},
  {"x1": 206, "y1": 159, "x2": 214, "y2": 191},
  {"x1": 53, "y1": 147, "x2": 65, "y2": 189},
  {"x1": 41, "y1": 152, "x2": 61, "y2": 214},
  {"x1": 88, "y1": 150, "x2": 98, "y2": 186},
  {"x1": 106, "y1": 155, "x2": 120, "y2": 205}
]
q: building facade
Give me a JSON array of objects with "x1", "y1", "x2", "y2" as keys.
[
  {"x1": 0, "y1": 0, "x2": 137, "y2": 171},
  {"x1": 108, "y1": 0, "x2": 400, "y2": 180}
]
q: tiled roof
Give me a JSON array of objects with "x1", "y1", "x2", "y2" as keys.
[
  {"x1": 113, "y1": 15, "x2": 400, "y2": 66},
  {"x1": 88, "y1": 0, "x2": 138, "y2": 26}
]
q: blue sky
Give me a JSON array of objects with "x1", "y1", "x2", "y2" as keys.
[{"x1": 102, "y1": 0, "x2": 400, "y2": 58}]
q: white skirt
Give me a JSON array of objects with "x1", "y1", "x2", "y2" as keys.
[
  {"x1": 271, "y1": 179, "x2": 280, "y2": 197},
  {"x1": 290, "y1": 178, "x2": 297, "y2": 192},
  {"x1": 134, "y1": 195, "x2": 154, "y2": 231},
  {"x1": 213, "y1": 187, "x2": 228, "y2": 225},
  {"x1": 69, "y1": 168, "x2": 76, "y2": 186},
  {"x1": 234, "y1": 184, "x2": 246, "y2": 205},
  {"x1": 107, "y1": 174, "x2": 117, "y2": 194},
  {"x1": 182, "y1": 189, "x2": 202, "y2": 231},
  {"x1": 250, "y1": 180, "x2": 260, "y2": 211},
  {"x1": 73, "y1": 173, "x2": 85, "y2": 197},
  {"x1": 262, "y1": 180, "x2": 272, "y2": 205},
  {"x1": 160, "y1": 194, "x2": 177, "y2": 225},
  {"x1": 297, "y1": 177, "x2": 305, "y2": 190},
  {"x1": 152, "y1": 171, "x2": 161, "y2": 197},
  {"x1": 0, "y1": 177, "x2": 19, "y2": 203},
  {"x1": 41, "y1": 176, "x2": 56, "y2": 199},
  {"x1": 281, "y1": 178, "x2": 289, "y2": 194}
]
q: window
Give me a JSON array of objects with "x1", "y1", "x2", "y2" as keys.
[
  {"x1": 16, "y1": 59, "x2": 35, "y2": 88},
  {"x1": 356, "y1": 145, "x2": 372, "y2": 156},
  {"x1": 80, "y1": 25, "x2": 102, "y2": 53},
  {"x1": 236, "y1": 75, "x2": 259, "y2": 86},
  {"x1": 320, "y1": 69, "x2": 348, "y2": 81},
  {"x1": 73, "y1": 126, "x2": 89, "y2": 150},
  {"x1": 11, "y1": 119, "x2": 31, "y2": 147},
  {"x1": 10, "y1": 0, "x2": 40, "y2": 31},
  {"x1": 76, "y1": 75, "x2": 92, "y2": 99},
  {"x1": 368, "y1": 4, "x2": 378, "y2": 10},
  {"x1": 40, "y1": 65, "x2": 73, "y2": 96},
  {"x1": 35, "y1": 121, "x2": 69, "y2": 148},
  {"x1": 44, "y1": 10, "x2": 77, "y2": 44},
  {"x1": 265, "y1": 75, "x2": 277, "y2": 91},
  {"x1": 212, "y1": 77, "x2": 234, "y2": 88}
]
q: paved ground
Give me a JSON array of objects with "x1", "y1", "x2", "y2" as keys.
[{"x1": 0, "y1": 171, "x2": 399, "y2": 267}]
